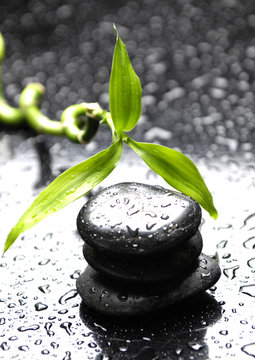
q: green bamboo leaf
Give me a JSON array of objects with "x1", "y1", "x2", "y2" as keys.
[
  {"x1": 125, "y1": 137, "x2": 218, "y2": 219},
  {"x1": 4, "y1": 140, "x2": 123, "y2": 253},
  {"x1": 0, "y1": 33, "x2": 5, "y2": 63},
  {"x1": 109, "y1": 26, "x2": 142, "y2": 133}
]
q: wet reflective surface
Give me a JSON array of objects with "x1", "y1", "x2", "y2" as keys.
[{"x1": 1, "y1": 0, "x2": 255, "y2": 359}]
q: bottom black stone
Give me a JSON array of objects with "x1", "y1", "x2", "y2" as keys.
[{"x1": 76, "y1": 254, "x2": 221, "y2": 316}]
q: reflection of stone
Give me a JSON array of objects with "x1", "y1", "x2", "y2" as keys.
[
  {"x1": 79, "y1": 293, "x2": 222, "y2": 359},
  {"x1": 76, "y1": 183, "x2": 221, "y2": 315}
]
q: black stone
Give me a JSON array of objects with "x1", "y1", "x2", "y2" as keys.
[
  {"x1": 77, "y1": 182, "x2": 202, "y2": 255},
  {"x1": 82, "y1": 231, "x2": 203, "y2": 283},
  {"x1": 76, "y1": 254, "x2": 221, "y2": 317}
]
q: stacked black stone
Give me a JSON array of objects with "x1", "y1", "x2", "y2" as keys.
[{"x1": 76, "y1": 182, "x2": 221, "y2": 316}]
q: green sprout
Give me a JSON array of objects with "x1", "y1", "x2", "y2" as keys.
[{"x1": 2, "y1": 27, "x2": 218, "y2": 253}]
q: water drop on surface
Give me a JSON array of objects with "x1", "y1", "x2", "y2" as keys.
[
  {"x1": 217, "y1": 240, "x2": 228, "y2": 249},
  {"x1": 59, "y1": 289, "x2": 78, "y2": 304},
  {"x1": 240, "y1": 284, "x2": 255, "y2": 297},
  {"x1": 241, "y1": 343, "x2": 255, "y2": 357},
  {"x1": 0, "y1": 318, "x2": 5, "y2": 325},
  {"x1": 60, "y1": 322, "x2": 74, "y2": 335},
  {"x1": 38, "y1": 284, "x2": 51, "y2": 294},
  {"x1": 0, "y1": 342, "x2": 10, "y2": 351},
  {"x1": 223, "y1": 265, "x2": 239, "y2": 279},
  {"x1": 38, "y1": 258, "x2": 51, "y2": 266},
  {"x1": 18, "y1": 324, "x2": 40, "y2": 332},
  {"x1": 18, "y1": 345, "x2": 30, "y2": 351},
  {"x1": 63, "y1": 351, "x2": 72, "y2": 360},
  {"x1": 44, "y1": 322, "x2": 55, "y2": 337},
  {"x1": 35, "y1": 302, "x2": 48, "y2": 311}
]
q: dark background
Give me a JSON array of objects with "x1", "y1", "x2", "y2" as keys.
[{"x1": 0, "y1": 1, "x2": 255, "y2": 359}]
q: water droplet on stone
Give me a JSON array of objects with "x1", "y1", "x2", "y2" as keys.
[
  {"x1": 117, "y1": 294, "x2": 128, "y2": 302},
  {"x1": 0, "y1": 318, "x2": 5, "y2": 325},
  {"x1": 188, "y1": 342, "x2": 205, "y2": 351},
  {"x1": 70, "y1": 270, "x2": 81, "y2": 279}
]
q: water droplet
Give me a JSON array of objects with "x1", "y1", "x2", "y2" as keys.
[
  {"x1": 0, "y1": 342, "x2": 10, "y2": 351},
  {"x1": 217, "y1": 240, "x2": 228, "y2": 249},
  {"x1": 161, "y1": 214, "x2": 169, "y2": 220},
  {"x1": 43, "y1": 232, "x2": 53, "y2": 241},
  {"x1": 59, "y1": 289, "x2": 78, "y2": 304},
  {"x1": 175, "y1": 348, "x2": 183, "y2": 355},
  {"x1": 0, "y1": 318, "x2": 5, "y2": 325},
  {"x1": 18, "y1": 324, "x2": 40, "y2": 332},
  {"x1": 223, "y1": 265, "x2": 239, "y2": 280},
  {"x1": 44, "y1": 322, "x2": 55, "y2": 337},
  {"x1": 117, "y1": 294, "x2": 128, "y2": 302},
  {"x1": 35, "y1": 339, "x2": 42, "y2": 345},
  {"x1": 41, "y1": 349, "x2": 50, "y2": 355},
  {"x1": 240, "y1": 284, "x2": 255, "y2": 297},
  {"x1": 60, "y1": 322, "x2": 74, "y2": 335},
  {"x1": 188, "y1": 342, "x2": 205, "y2": 351},
  {"x1": 35, "y1": 302, "x2": 48, "y2": 311},
  {"x1": 111, "y1": 222, "x2": 123, "y2": 229},
  {"x1": 63, "y1": 351, "x2": 72, "y2": 360},
  {"x1": 18, "y1": 345, "x2": 30, "y2": 351},
  {"x1": 88, "y1": 342, "x2": 97, "y2": 348},
  {"x1": 38, "y1": 284, "x2": 51, "y2": 294},
  {"x1": 248, "y1": 258, "x2": 255, "y2": 268},
  {"x1": 241, "y1": 343, "x2": 255, "y2": 357},
  {"x1": 50, "y1": 342, "x2": 59, "y2": 349},
  {"x1": 38, "y1": 258, "x2": 50, "y2": 266},
  {"x1": 70, "y1": 270, "x2": 81, "y2": 279},
  {"x1": 146, "y1": 222, "x2": 156, "y2": 230},
  {"x1": 145, "y1": 211, "x2": 157, "y2": 218},
  {"x1": 243, "y1": 237, "x2": 255, "y2": 249},
  {"x1": 127, "y1": 209, "x2": 140, "y2": 216},
  {"x1": 14, "y1": 255, "x2": 25, "y2": 261},
  {"x1": 119, "y1": 346, "x2": 128, "y2": 352},
  {"x1": 242, "y1": 213, "x2": 255, "y2": 228},
  {"x1": 219, "y1": 330, "x2": 228, "y2": 335},
  {"x1": 201, "y1": 272, "x2": 211, "y2": 278}
]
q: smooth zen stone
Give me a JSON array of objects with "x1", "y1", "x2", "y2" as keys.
[
  {"x1": 76, "y1": 254, "x2": 221, "y2": 316},
  {"x1": 83, "y1": 231, "x2": 203, "y2": 283},
  {"x1": 77, "y1": 182, "x2": 201, "y2": 255}
]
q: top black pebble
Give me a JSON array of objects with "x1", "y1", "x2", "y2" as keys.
[{"x1": 77, "y1": 182, "x2": 201, "y2": 255}]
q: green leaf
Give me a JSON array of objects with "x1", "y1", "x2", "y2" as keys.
[
  {"x1": 125, "y1": 137, "x2": 218, "y2": 219},
  {"x1": 4, "y1": 140, "x2": 123, "y2": 253},
  {"x1": 109, "y1": 26, "x2": 142, "y2": 133},
  {"x1": 0, "y1": 33, "x2": 5, "y2": 63}
]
